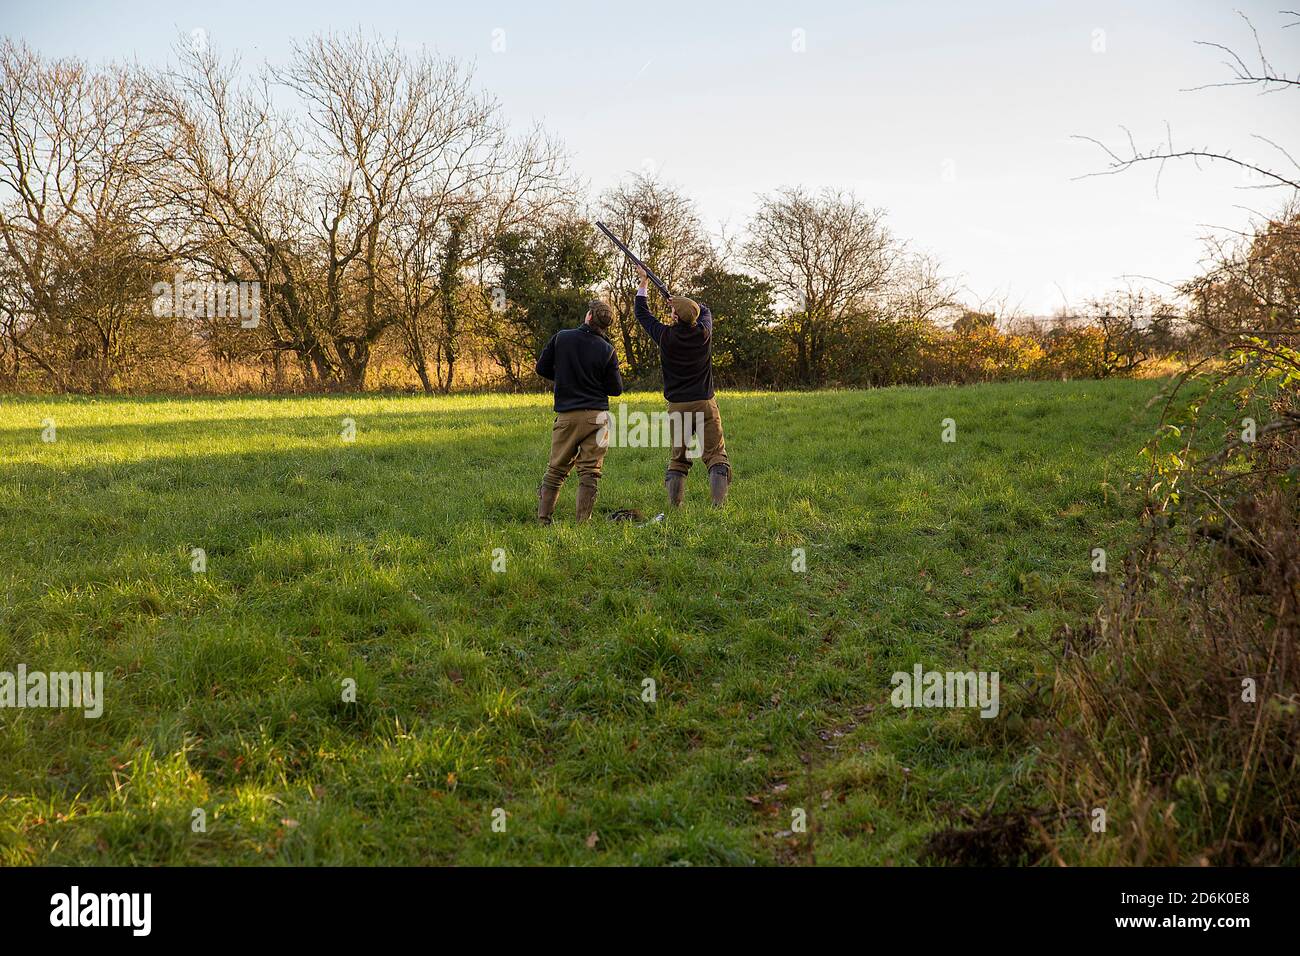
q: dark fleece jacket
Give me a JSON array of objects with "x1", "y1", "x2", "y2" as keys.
[{"x1": 634, "y1": 292, "x2": 715, "y2": 402}]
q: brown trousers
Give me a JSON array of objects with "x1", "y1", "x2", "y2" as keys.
[
  {"x1": 542, "y1": 409, "x2": 609, "y2": 490},
  {"x1": 666, "y1": 398, "x2": 730, "y2": 476}
]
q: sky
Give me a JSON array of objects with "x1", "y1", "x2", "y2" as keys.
[{"x1": 4, "y1": 0, "x2": 1298, "y2": 314}]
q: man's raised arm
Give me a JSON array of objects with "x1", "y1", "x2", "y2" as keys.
[
  {"x1": 633, "y1": 268, "x2": 667, "y2": 345},
  {"x1": 634, "y1": 292, "x2": 667, "y2": 345}
]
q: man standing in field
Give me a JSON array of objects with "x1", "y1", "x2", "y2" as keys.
[
  {"x1": 633, "y1": 266, "x2": 731, "y2": 507},
  {"x1": 534, "y1": 300, "x2": 624, "y2": 524}
]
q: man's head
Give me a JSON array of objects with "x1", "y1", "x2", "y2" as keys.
[
  {"x1": 584, "y1": 299, "x2": 614, "y2": 334},
  {"x1": 669, "y1": 295, "x2": 700, "y2": 326}
]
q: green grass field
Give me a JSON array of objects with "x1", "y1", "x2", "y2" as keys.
[{"x1": 0, "y1": 380, "x2": 1164, "y2": 865}]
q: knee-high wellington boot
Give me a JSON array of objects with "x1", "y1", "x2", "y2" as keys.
[
  {"x1": 708, "y1": 465, "x2": 730, "y2": 507},
  {"x1": 665, "y1": 471, "x2": 686, "y2": 508},
  {"x1": 575, "y1": 483, "x2": 598, "y2": 523},
  {"x1": 538, "y1": 484, "x2": 561, "y2": 525}
]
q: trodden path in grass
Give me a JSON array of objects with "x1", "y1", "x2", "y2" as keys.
[{"x1": 0, "y1": 380, "x2": 1163, "y2": 865}]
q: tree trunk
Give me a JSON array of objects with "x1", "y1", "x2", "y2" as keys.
[{"x1": 414, "y1": 359, "x2": 434, "y2": 394}]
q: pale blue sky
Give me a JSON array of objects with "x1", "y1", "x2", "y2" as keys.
[{"x1": 4, "y1": 0, "x2": 1297, "y2": 313}]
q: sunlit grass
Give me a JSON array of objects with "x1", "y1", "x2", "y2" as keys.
[{"x1": 0, "y1": 381, "x2": 1163, "y2": 864}]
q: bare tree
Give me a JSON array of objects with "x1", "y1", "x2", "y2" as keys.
[
  {"x1": 154, "y1": 32, "x2": 568, "y2": 391},
  {"x1": 0, "y1": 40, "x2": 177, "y2": 390},
  {"x1": 383, "y1": 122, "x2": 569, "y2": 393},
  {"x1": 278, "y1": 33, "x2": 477, "y2": 388},
  {"x1": 151, "y1": 41, "x2": 326, "y2": 383},
  {"x1": 884, "y1": 251, "x2": 962, "y2": 325},
  {"x1": 743, "y1": 187, "x2": 902, "y2": 385},
  {"x1": 1084, "y1": 288, "x2": 1179, "y2": 376}
]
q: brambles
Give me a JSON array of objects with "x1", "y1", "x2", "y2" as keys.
[{"x1": 1046, "y1": 210, "x2": 1299, "y2": 865}]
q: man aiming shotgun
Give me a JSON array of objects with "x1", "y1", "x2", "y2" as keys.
[
  {"x1": 534, "y1": 300, "x2": 624, "y2": 524},
  {"x1": 631, "y1": 264, "x2": 732, "y2": 508},
  {"x1": 594, "y1": 220, "x2": 731, "y2": 507}
]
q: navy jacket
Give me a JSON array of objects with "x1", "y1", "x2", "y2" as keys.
[
  {"x1": 634, "y1": 293, "x2": 715, "y2": 402},
  {"x1": 536, "y1": 324, "x2": 624, "y2": 412}
]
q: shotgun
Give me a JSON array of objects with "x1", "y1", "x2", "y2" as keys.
[{"x1": 595, "y1": 221, "x2": 672, "y2": 300}]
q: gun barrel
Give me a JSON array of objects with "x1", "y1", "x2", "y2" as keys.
[{"x1": 595, "y1": 221, "x2": 672, "y2": 300}]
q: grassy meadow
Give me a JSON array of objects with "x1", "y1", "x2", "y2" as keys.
[{"x1": 0, "y1": 380, "x2": 1165, "y2": 865}]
